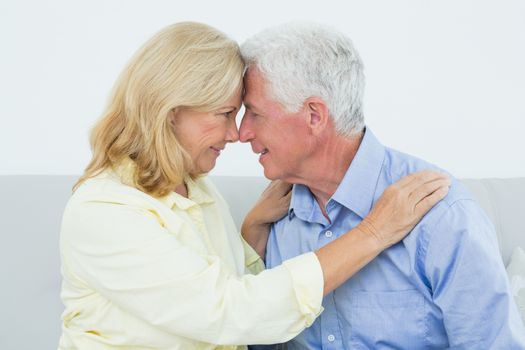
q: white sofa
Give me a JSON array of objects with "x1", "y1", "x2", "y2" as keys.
[{"x1": 1, "y1": 175, "x2": 524, "y2": 349}]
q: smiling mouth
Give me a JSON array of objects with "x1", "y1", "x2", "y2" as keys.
[
  {"x1": 210, "y1": 146, "x2": 223, "y2": 155},
  {"x1": 258, "y1": 149, "x2": 269, "y2": 162}
]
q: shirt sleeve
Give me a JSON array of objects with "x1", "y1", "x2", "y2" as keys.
[
  {"x1": 61, "y1": 200, "x2": 323, "y2": 346},
  {"x1": 424, "y1": 200, "x2": 525, "y2": 348}
]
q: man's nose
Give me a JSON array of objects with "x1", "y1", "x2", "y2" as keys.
[{"x1": 239, "y1": 114, "x2": 254, "y2": 143}]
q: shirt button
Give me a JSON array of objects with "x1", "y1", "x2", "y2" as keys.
[
  {"x1": 325, "y1": 230, "x2": 333, "y2": 238},
  {"x1": 327, "y1": 334, "x2": 335, "y2": 342}
]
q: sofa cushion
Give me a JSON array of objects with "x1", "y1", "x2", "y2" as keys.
[{"x1": 507, "y1": 246, "x2": 525, "y2": 323}]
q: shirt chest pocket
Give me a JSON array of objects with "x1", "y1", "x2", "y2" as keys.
[{"x1": 347, "y1": 289, "x2": 427, "y2": 349}]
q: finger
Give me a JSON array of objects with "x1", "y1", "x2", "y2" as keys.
[
  {"x1": 282, "y1": 183, "x2": 293, "y2": 195},
  {"x1": 414, "y1": 185, "x2": 450, "y2": 217},
  {"x1": 408, "y1": 178, "x2": 451, "y2": 204},
  {"x1": 280, "y1": 189, "x2": 293, "y2": 205},
  {"x1": 401, "y1": 170, "x2": 449, "y2": 192},
  {"x1": 390, "y1": 170, "x2": 434, "y2": 190},
  {"x1": 271, "y1": 180, "x2": 292, "y2": 196},
  {"x1": 263, "y1": 180, "x2": 285, "y2": 195}
]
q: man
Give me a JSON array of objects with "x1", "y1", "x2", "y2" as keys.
[{"x1": 239, "y1": 22, "x2": 525, "y2": 349}]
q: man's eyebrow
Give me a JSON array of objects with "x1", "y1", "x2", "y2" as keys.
[{"x1": 243, "y1": 102, "x2": 258, "y2": 112}]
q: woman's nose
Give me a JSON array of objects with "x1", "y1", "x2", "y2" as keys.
[{"x1": 226, "y1": 120, "x2": 239, "y2": 143}]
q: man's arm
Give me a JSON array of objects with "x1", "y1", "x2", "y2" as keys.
[{"x1": 425, "y1": 199, "x2": 525, "y2": 348}]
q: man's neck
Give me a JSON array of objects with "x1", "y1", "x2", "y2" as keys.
[{"x1": 289, "y1": 131, "x2": 364, "y2": 217}]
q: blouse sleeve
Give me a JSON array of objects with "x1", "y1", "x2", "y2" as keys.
[{"x1": 60, "y1": 199, "x2": 323, "y2": 346}]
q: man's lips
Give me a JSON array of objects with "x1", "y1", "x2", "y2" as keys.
[
  {"x1": 258, "y1": 148, "x2": 269, "y2": 162},
  {"x1": 249, "y1": 143, "x2": 269, "y2": 162},
  {"x1": 252, "y1": 145, "x2": 268, "y2": 155}
]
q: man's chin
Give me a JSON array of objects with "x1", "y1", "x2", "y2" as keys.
[{"x1": 262, "y1": 166, "x2": 280, "y2": 181}]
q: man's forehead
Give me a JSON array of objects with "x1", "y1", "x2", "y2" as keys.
[
  {"x1": 244, "y1": 68, "x2": 269, "y2": 89},
  {"x1": 242, "y1": 74, "x2": 265, "y2": 108}
]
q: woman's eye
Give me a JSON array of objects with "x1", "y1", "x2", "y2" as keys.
[{"x1": 219, "y1": 111, "x2": 233, "y2": 118}]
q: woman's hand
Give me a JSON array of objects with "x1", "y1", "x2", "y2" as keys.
[
  {"x1": 241, "y1": 180, "x2": 292, "y2": 258},
  {"x1": 246, "y1": 180, "x2": 293, "y2": 226},
  {"x1": 357, "y1": 170, "x2": 451, "y2": 250}
]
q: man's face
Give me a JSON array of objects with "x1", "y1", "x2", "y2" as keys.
[{"x1": 239, "y1": 69, "x2": 311, "y2": 181}]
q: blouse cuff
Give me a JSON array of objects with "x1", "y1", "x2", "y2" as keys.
[
  {"x1": 243, "y1": 237, "x2": 266, "y2": 275},
  {"x1": 282, "y1": 252, "x2": 324, "y2": 326}
]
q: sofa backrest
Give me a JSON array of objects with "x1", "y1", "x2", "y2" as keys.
[
  {"x1": 461, "y1": 178, "x2": 525, "y2": 265},
  {"x1": 1, "y1": 175, "x2": 524, "y2": 349}
]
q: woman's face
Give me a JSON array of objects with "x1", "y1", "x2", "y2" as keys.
[{"x1": 171, "y1": 89, "x2": 242, "y2": 175}]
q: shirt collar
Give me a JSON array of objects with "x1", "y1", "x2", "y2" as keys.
[
  {"x1": 288, "y1": 128, "x2": 385, "y2": 221},
  {"x1": 331, "y1": 128, "x2": 385, "y2": 219},
  {"x1": 288, "y1": 183, "x2": 325, "y2": 224},
  {"x1": 162, "y1": 176, "x2": 215, "y2": 210},
  {"x1": 112, "y1": 158, "x2": 214, "y2": 210}
]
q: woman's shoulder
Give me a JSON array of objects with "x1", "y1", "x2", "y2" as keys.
[
  {"x1": 69, "y1": 170, "x2": 161, "y2": 210},
  {"x1": 61, "y1": 171, "x2": 185, "y2": 241}
]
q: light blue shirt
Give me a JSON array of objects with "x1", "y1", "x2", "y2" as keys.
[{"x1": 265, "y1": 128, "x2": 525, "y2": 349}]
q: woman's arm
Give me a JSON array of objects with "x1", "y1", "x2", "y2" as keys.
[
  {"x1": 61, "y1": 199, "x2": 322, "y2": 345},
  {"x1": 242, "y1": 170, "x2": 450, "y2": 295},
  {"x1": 62, "y1": 171, "x2": 447, "y2": 345},
  {"x1": 316, "y1": 170, "x2": 450, "y2": 294}
]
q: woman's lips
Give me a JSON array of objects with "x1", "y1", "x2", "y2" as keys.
[{"x1": 210, "y1": 146, "x2": 223, "y2": 156}]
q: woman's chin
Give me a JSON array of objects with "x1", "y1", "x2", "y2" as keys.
[{"x1": 194, "y1": 160, "x2": 216, "y2": 175}]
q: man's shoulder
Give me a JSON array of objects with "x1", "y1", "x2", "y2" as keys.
[
  {"x1": 381, "y1": 147, "x2": 492, "y2": 239},
  {"x1": 382, "y1": 147, "x2": 474, "y2": 204}
]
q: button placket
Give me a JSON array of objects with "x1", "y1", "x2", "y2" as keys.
[
  {"x1": 319, "y1": 292, "x2": 343, "y2": 349},
  {"x1": 187, "y1": 206, "x2": 206, "y2": 236}
]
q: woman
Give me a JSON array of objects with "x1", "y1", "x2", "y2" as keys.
[{"x1": 59, "y1": 22, "x2": 449, "y2": 349}]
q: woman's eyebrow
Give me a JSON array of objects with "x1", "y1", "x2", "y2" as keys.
[{"x1": 216, "y1": 106, "x2": 238, "y2": 111}]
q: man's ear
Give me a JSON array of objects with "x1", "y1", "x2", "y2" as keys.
[{"x1": 304, "y1": 97, "x2": 330, "y2": 136}]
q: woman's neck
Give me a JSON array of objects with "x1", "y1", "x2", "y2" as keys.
[{"x1": 174, "y1": 183, "x2": 188, "y2": 198}]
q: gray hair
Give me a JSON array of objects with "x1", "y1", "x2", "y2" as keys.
[{"x1": 241, "y1": 22, "x2": 365, "y2": 136}]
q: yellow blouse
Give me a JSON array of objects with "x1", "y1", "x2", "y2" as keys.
[{"x1": 59, "y1": 162, "x2": 323, "y2": 349}]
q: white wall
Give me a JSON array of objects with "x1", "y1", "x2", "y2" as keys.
[{"x1": 1, "y1": 0, "x2": 524, "y2": 178}]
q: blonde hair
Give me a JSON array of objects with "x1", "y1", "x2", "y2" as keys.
[{"x1": 75, "y1": 22, "x2": 244, "y2": 197}]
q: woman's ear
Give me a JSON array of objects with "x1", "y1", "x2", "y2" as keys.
[
  {"x1": 305, "y1": 97, "x2": 330, "y2": 136},
  {"x1": 169, "y1": 108, "x2": 178, "y2": 127}
]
